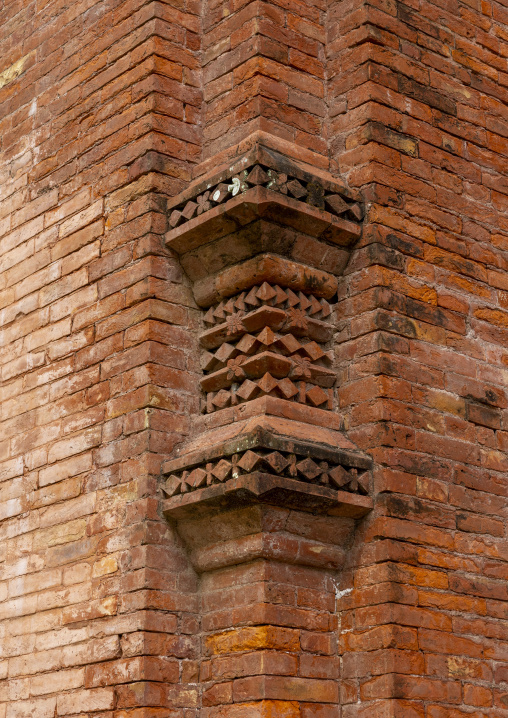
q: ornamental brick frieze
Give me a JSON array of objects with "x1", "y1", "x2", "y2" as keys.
[
  {"x1": 162, "y1": 429, "x2": 372, "y2": 520},
  {"x1": 163, "y1": 143, "x2": 371, "y2": 518},
  {"x1": 165, "y1": 144, "x2": 363, "y2": 307},
  {"x1": 168, "y1": 160, "x2": 363, "y2": 232},
  {"x1": 199, "y1": 281, "x2": 336, "y2": 414}
]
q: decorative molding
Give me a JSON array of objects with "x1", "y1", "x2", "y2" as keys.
[
  {"x1": 164, "y1": 145, "x2": 364, "y2": 309},
  {"x1": 168, "y1": 162, "x2": 363, "y2": 232},
  {"x1": 162, "y1": 429, "x2": 372, "y2": 519},
  {"x1": 163, "y1": 142, "x2": 371, "y2": 518},
  {"x1": 199, "y1": 281, "x2": 336, "y2": 414},
  {"x1": 164, "y1": 448, "x2": 369, "y2": 498}
]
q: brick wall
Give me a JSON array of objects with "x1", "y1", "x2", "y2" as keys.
[
  {"x1": 1, "y1": 0, "x2": 507, "y2": 716},
  {"x1": 332, "y1": 0, "x2": 508, "y2": 713},
  {"x1": 0, "y1": 0, "x2": 203, "y2": 714},
  {"x1": 201, "y1": 0, "x2": 329, "y2": 164}
]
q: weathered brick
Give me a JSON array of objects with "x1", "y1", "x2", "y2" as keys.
[{"x1": 1, "y1": 0, "x2": 507, "y2": 715}]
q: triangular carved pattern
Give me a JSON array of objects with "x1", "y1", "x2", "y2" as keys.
[
  {"x1": 169, "y1": 164, "x2": 363, "y2": 229},
  {"x1": 199, "y1": 283, "x2": 337, "y2": 413},
  {"x1": 164, "y1": 448, "x2": 369, "y2": 498}
]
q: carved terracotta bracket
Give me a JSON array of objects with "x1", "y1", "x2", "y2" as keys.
[{"x1": 162, "y1": 144, "x2": 372, "y2": 521}]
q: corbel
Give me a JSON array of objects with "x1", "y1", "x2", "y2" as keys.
[{"x1": 161, "y1": 144, "x2": 373, "y2": 521}]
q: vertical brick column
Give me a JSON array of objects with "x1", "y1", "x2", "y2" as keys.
[
  {"x1": 172, "y1": 504, "x2": 356, "y2": 718},
  {"x1": 162, "y1": 144, "x2": 373, "y2": 717},
  {"x1": 200, "y1": 0, "x2": 329, "y2": 168}
]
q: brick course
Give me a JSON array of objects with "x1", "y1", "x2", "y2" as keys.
[{"x1": 1, "y1": 0, "x2": 508, "y2": 715}]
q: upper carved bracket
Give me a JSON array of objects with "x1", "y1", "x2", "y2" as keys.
[
  {"x1": 168, "y1": 157, "x2": 363, "y2": 233},
  {"x1": 165, "y1": 145, "x2": 364, "y2": 307}
]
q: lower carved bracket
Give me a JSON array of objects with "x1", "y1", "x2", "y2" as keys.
[{"x1": 162, "y1": 426, "x2": 372, "y2": 520}]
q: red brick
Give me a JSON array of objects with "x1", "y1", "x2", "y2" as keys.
[{"x1": 2, "y1": 1, "x2": 507, "y2": 715}]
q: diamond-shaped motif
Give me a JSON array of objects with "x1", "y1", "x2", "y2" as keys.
[
  {"x1": 245, "y1": 287, "x2": 261, "y2": 306},
  {"x1": 273, "y1": 285, "x2": 288, "y2": 305},
  {"x1": 236, "y1": 334, "x2": 258, "y2": 354},
  {"x1": 201, "y1": 352, "x2": 217, "y2": 372},
  {"x1": 212, "y1": 389, "x2": 232, "y2": 409},
  {"x1": 224, "y1": 298, "x2": 236, "y2": 315},
  {"x1": 237, "y1": 450, "x2": 264, "y2": 472},
  {"x1": 306, "y1": 385, "x2": 328, "y2": 407},
  {"x1": 256, "y1": 282, "x2": 277, "y2": 302},
  {"x1": 187, "y1": 467, "x2": 208, "y2": 488},
  {"x1": 287, "y1": 178, "x2": 307, "y2": 198},
  {"x1": 213, "y1": 302, "x2": 226, "y2": 320},
  {"x1": 256, "y1": 326, "x2": 277, "y2": 347},
  {"x1": 286, "y1": 289, "x2": 300, "y2": 307},
  {"x1": 169, "y1": 209, "x2": 182, "y2": 228},
  {"x1": 355, "y1": 472, "x2": 369, "y2": 494},
  {"x1": 234, "y1": 292, "x2": 247, "y2": 312},
  {"x1": 203, "y1": 307, "x2": 215, "y2": 325},
  {"x1": 277, "y1": 377, "x2": 299, "y2": 399},
  {"x1": 301, "y1": 341, "x2": 325, "y2": 362},
  {"x1": 257, "y1": 372, "x2": 279, "y2": 394},
  {"x1": 214, "y1": 342, "x2": 237, "y2": 364},
  {"x1": 236, "y1": 379, "x2": 259, "y2": 401},
  {"x1": 182, "y1": 201, "x2": 198, "y2": 220},
  {"x1": 212, "y1": 459, "x2": 233, "y2": 482},
  {"x1": 308, "y1": 296, "x2": 322, "y2": 315},
  {"x1": 265, "y1": 451, "x2": 290, "y2": 474},
  {"x1": 325, "y1": 194, "x2": 349, "y2": 215},
  {"x1": 276, "y1": 334, "x2": 302, "y2": 355},
  {"x1": 328, "y1": 465, "x2": 350, "y2": 488},
  {"x1": 298, "y1": 292, "x2": 310, "y2": 311},
  {"x1": 349, "y1": 203, "x2": 364, "y2": 220},
  {"x1": 247, "y1": 165, "x2": 270, "y2": 185},
  {"x1": 320, "y1": 299, "x2": 331, "y2": 317},
  {"x1": 296, "y1": 458, "x2": 322, "y2": 481},
  {"x1": 164, "y1": 475, "x2": 182, "y2": 497}
]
